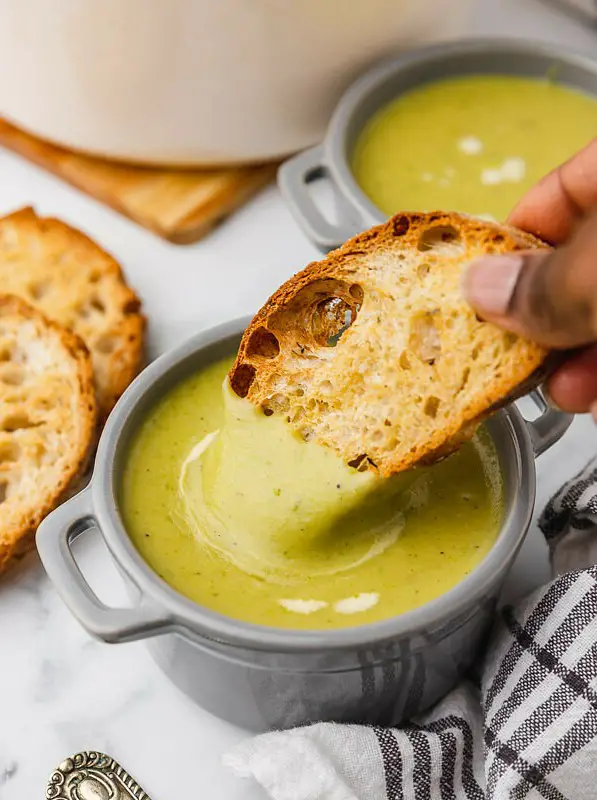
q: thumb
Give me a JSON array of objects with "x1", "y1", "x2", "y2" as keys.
[{"x1": 463, "y1": 212, "x2": 597, "y2": 349}]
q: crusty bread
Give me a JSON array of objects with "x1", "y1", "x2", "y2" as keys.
[
  {"x1": 0, "y1": 294, "x2": 97, "y2": 574},
  {"x1": 230, "y1": 212, "x2": 550, "y2": 477},
  {"x1": 0, "y1": 207, "x2": 145, "y2": 421}
]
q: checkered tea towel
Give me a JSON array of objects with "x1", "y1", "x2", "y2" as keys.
[{"x1": 224, "y1": 457, "x2": 597, "y2": 800}]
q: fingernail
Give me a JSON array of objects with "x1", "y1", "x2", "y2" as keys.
[{"x1": 463, "y1": 255, "x2": 524, "y2": 316}]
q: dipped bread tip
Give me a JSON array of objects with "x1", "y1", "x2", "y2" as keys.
[{"x1": 230, "y1": 211, "x2": 551, "y2": 477}]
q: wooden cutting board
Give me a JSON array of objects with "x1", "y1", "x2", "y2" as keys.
[{"x1": 0, "y1": 119, "x2": 279, "y2": 244}]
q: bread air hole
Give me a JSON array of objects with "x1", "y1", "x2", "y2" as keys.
[
  {"x1": 409, "y1": 310, "x2": 442, "y2": 364},
  {"x1": 348, "y1": 453, "x2": 376, "y2": 472},
  {"x1": 348, "y1": 454, "x2": 368, "y2": 471},
  {"x1": 349, "y1": 284, "x2": 364, "y2": 302},
  {"x1": 299, "y1": 426, "x2": 314, "y2": 442},
  {"x1": 91, "y1": 296, "x2": 105, "y2": 314},
  {"x1": 246, "y1": 327, "x2": 280, "y2": 359},
  {"x1": 423, "y1": 396, "x2": 441, "y2": 419},
  {"x1": 96, "y1": 334, "x2": 117, "y2": 354},
  {"x1": 230, "y1": 363, "x2": 256, "y2": 398},
  {"x1": 399, "y1": 350, "x2": 412, "y2": 370},
  {"x1": 33, "y1": 441, "x2": 47, "y2": 465},
  {"x1": 0, "y1": 440, "x2": 20, "y2": 463},
  {"x1": 124, "y1": 298, "x2": 141, "y2": 315},
  {"x1": 2, "y1": 412, "x2": 40, "y2": 432},
  {"x1": 0, "y1": 366, "x2": 25, "y2": 386},
  {"x1": 312, "y1": 295, "x2": 360, "y2": 347},
  {"x1": 417, "y1": 262, "x2": 431, "y2": 279},
  {"x1": 417, "y1": 225, "x2": 462, "y2": 253},
  {"x1": 292, "y1": 343, "x2": 318, "y2": 359},
  {"x1": 392, "y1": 215, "x2": 410, "y2": 237},
  {"x1": 29, "y1": 280, "x2": 51, "y2": 301},
  {"x1": 0, "y1": 481, "x2": 7, "y2": 504},
  {"x1": 457, "y1": 367, "x2": 471, "y2": 394},
  {"x1": 265, "y1": 278, "x2": 362, "y2": 353},
  {"x1": 261, "y1": 393, "x2": 288, "y2": 416}
]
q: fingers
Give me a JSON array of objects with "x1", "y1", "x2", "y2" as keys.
[
  {"x1": 508, "y1": 136, "x2": 597, "y2": 244},
  {"x1": 463, "y1": 208, "x2": 597, "y2": 349},
  {"x1": 494, "y1": 139, "x2": 597, "y2": 420},
  {"x1": 508, "y1": 171, "x2": 579, "y2": 244},
  {"x1": 546, "y1": 344, "x2": 597, "y2": 414}
]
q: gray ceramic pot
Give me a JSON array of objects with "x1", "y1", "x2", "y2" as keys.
[
  {"x1": 278, "y1": 38, "x2": 597, "y2": 251},
  {"x1": 36, "y1": 318, "x2": 572, "y2": 732}
]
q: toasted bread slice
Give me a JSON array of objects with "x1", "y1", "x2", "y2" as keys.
[
  {"x1": 230, "y1": 212, "x2": 551, "y2": 477},
  {"x1": 0, "y1": 294, "x2": 97, "y2": 574},
  {"x1": 0, "y1": 207, "x2": 145, "y2": 421}
]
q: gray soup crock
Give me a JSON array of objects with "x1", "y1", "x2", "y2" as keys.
[
  {"x1": 36, "y1": 318, "x2": 572, "y2": 732},
  {"x1": 278, "y1": 38, "x2": 597, "y2": 251}
]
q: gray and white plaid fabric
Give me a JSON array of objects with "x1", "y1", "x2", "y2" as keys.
[{"x1": 225, "y1": 457, "x2": 597, "y2": 799}]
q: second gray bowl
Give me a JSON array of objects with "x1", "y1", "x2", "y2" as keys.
[{"x1": 278, "y1": 38, "x2": 597, "y2": 251}]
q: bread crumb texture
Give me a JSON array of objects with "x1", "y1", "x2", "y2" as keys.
[
  {"x1": 230, "y1": 212, "x2": 550, "y2": 476},
  {"x1": 0, "y1": 294, "x2": 97, "y2": 574},
  {"x1": 0, "y1": 207, "x2": 145, "y2": 421}
]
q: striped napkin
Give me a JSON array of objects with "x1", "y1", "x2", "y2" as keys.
[{"x1": 225, "y1": 457, "x2": 597, "y2": 800}]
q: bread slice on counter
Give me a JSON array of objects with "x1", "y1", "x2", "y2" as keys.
[
  {"x1": 0, "y1": 207, "x2": 145, "y2": 422},
  {"x1": 230, "y1": 211, "x2": 551, "y2": 477},
  {"x1": 0, "y1": 294, "x2": 97, "y2": 574}
]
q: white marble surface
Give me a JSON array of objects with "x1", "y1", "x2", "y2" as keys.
[{"x1": 2, "y1": 1, "x2": 597, "y2": 797}]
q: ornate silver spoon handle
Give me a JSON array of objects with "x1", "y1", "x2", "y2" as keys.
[{"x1": 46, "y1": 752, "x2": 153, "y2": 800}]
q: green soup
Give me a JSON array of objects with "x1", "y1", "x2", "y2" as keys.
[
  {"x1": 352, "y1": 75, "x2": 597, "y2": 221},
  {"x1": 120, "y1": 356, "x2": 504, "y2": 630}
]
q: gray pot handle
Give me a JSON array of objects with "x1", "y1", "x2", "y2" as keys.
[
  {"x1": 278, "y1": 145, "x2": 362, "y2": 251},
  {"x1": 525, "y1": 390, "x2": 573, "y2": 457},
  {"x1": 36, "y1": 488, "x2": 173, "y2": 643}
]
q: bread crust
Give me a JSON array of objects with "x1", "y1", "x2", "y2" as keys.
[
  {"x1": 230, "y1": 212, "x2": 551, "y2": 476},
  {"x1": 0, "y1": 207, "x2": 145, "y2": 421},
  {"x1": 0, "y1": 294, "x2": 97, "y2": 574}
]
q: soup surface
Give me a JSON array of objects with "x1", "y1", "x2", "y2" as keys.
[
  {"x1": 352, "y1": 75, "x2": 597, "y2": 221},
  {"x1": 121, "y1": 356, "x2": 504, "y2": 629}
]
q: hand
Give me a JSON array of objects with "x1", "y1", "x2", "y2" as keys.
[{"x1": 463, "y1": 137, "x2": 597, "y2": 417}]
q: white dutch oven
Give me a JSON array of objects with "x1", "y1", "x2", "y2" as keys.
[{"x1": 0, "y1": 0, "x2": 471, "y2": 166}]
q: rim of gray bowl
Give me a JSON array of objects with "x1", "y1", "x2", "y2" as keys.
[
  {"x1": 324, "y1": 37, "x2": 597, "y2": 225},
  {"x1": 89, "y1": 316, "x2": 538, "y2": 653}
]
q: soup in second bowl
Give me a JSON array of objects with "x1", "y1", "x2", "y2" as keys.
[
  {"x1": 352, "y1": 74, "x2": 597, "y2": 221},
  {"x1": 120, "y1": 355, "x2": 504, "y2": 630}
]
